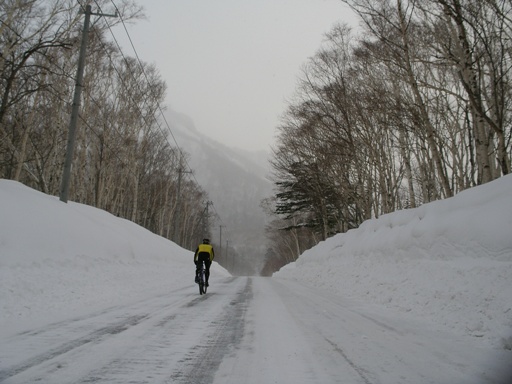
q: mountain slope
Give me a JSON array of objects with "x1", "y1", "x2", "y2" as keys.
[{"x1": 166, "y1": 109, "x2": 272, "y2": 275}]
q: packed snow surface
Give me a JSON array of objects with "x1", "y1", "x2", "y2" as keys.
[{"x1": 275, "y1": 174, "x2": 512, "y2": 350}]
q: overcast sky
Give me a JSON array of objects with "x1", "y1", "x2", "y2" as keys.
[{"x1": 113, "y1": 0, "x2": 359, "y2": 152}]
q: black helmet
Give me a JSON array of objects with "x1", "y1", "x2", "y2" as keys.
[{"x1": 202, "y1": 238, "x2": 210, "y2": 244}]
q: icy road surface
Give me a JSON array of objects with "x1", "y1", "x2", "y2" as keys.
[{"x1": 0, "y1": 277, "x2": 509, "y2": 384}]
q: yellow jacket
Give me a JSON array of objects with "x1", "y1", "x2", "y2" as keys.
[{"x1": 194, "y1": 243, "x2": 214, "y2": 262}]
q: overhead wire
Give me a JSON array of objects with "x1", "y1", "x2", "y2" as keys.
[
  {"x1": 73, "y1": 1, "x2": 173, "y2": 183},
  {"x1": 94, "y1": 1, "x2": 194, "y2": 178},
  {"x1": 83, "y1": 0, "x2": 229, "y2": 238},
  {"x1": 104, "y1": 0, "x2": 230, "y2": 234}
]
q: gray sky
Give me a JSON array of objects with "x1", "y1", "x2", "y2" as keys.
[{"x1": 114, "y1": 0, "x2": 359, "y2": 151}]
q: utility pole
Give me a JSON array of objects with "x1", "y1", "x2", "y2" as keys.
[
  {"x1": 226, "y1": 240, "x2": 230, "y2": 272},
  {"x1": 203, "y1": 201, "x2": 212, "y2": 238},
  {"x1": 173, "y1": 167, "x2": 191, "y2": 244},
  {"x1": 219, "y1": 225, "x2": 224, "y2": 261},
  {"x1": 60, "y1": 5, "x2": 117, "y2": 203}
]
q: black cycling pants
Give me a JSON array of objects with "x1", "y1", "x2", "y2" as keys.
[{"x1": 195, "y1": 253, "x2": 212, "y2": 282}]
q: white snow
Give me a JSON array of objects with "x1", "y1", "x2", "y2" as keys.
[
  {"x1": 0, "y1": 179, "x2": 230, "y2": 334},
  {"x1": 0, "y1": 175, "x2": 511, "y2": 382},
  {"x1": 275, "y1": 174, "x2": 512, "y2": 351}
]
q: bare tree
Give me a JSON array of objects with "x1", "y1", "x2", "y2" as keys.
[
  {"x1": 266, "y1": 0, "x2": 511, "y2": 272},
  {"x1": 0, "y1": 0, "x2": 211, "y2": 250},
  {"x1": 425, "y1": 0, "x2": 511, "y2": 180}
]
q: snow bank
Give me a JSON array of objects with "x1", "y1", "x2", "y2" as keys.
[
  {"x1": 2, "y1": 175, "x2": 511, "y2": 352},
  {"x1": 0, "y1": 180, "x2": 229, "y2": 333},
  {"x1": 275, "y1": 175, "x2": 512, "y2": 350}
]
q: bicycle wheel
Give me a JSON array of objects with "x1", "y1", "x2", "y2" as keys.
[
  {"x1": 202, "y1": 271, "x2": 207, "y2": 294},
  {"x1": 198, "y1": 266, "x2": 205, "y2": 295}
]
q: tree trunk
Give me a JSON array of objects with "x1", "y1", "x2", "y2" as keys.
[{"x1": 397, "y1": 0, "x2": 453, "y2": 197}]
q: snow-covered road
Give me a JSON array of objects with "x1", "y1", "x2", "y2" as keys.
[{"x1": 0, "y1": 277, "x2": 509, "y2": 384}]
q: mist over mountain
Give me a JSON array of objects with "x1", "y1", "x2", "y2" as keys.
[{"x1": 165, "y1": 109, "x2": 273, "y2": 275}]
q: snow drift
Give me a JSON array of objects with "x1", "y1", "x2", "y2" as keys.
[
  {"x1": 275, "y1": 175, "x2": 512, "y2": 350},
  {"x1": 0, "y1": 180, "x2": 229, "y2": 332}
]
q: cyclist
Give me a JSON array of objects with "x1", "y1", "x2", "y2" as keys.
[{"x1": 194, "y1": 238, "x2": 214, "y2": 287}]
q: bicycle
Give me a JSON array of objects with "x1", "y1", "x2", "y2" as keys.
[{"x1": 196, "y1": 262, "x2": 208, "y2": 295}]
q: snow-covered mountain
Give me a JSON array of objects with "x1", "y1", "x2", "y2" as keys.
[{"x1": 165, "y1": 110, "x2": 273, "y2": 275}]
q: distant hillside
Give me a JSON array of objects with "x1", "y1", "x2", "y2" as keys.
[{"x1": 165, "y1": 109, "x2": 272, "y2": 275}]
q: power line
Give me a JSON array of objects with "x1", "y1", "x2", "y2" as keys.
[
  {"x1": 60, "y1": 3, "x2": 117, "y2": 202},
  {"x1": 96, "y1": 0, "x2": 195, "y2": 180},
  {"x1": 89, "y1": 1, "x2": 230, "y2": 238}
]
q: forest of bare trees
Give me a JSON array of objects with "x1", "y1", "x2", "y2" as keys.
[
  {"x1": 263, "y1": 0, "x2": 512, "y2": 275},
  {"x1": 0, "y1": 0, "x2": 210, "y2": 250}
]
